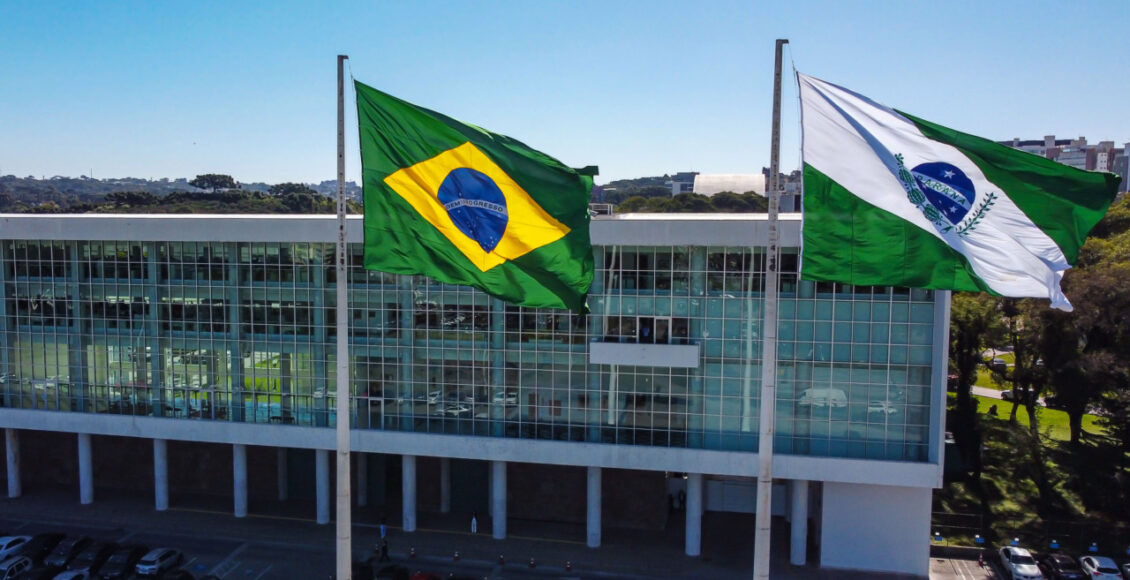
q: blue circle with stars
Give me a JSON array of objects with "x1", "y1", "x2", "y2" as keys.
[
  {"x1": 437, "y1": 168, "x2": 509, "y2": 253},
  {"x1": 910, "y1": 162, "x2": 975, "y2": 225}
]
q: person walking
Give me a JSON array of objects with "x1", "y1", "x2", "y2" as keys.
[
  {"x1": 470, "y1": 512, "x2": 478, "y2": 534},
  {"x1": 379, "y1": 519, "x2": 388, "y2": 541}
]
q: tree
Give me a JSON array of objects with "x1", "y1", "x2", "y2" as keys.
[
  {"x1": 189, "y1": 174, "x2": 238, "y2": 192},
  {"x1": 949, "y1": 293, "x2": 1004, "y2": 448},
  {"x1": 707, "y1": 192, "x2": 754, "y2": 212},
  {"x1": 992, "y1": 299, "x2": 1049, "y2": 435},
  {"x1": 616, "y1": 196, "x2": 651, "y2": 213},
  {"x1": 269, "y1": 182, "x2": 317, "y2": 196},
  {"x1": 106, "y1": 191, "x2": 157, "y2": 207}
]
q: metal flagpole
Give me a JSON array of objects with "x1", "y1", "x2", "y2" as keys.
[
  {"x1": 753, "y1": 37, "x2": 787, "y2": 580},
  {"x1": 335, "y1": 53, "x2": 353, "y2": 580}
]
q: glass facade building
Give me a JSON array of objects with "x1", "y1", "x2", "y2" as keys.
[
  {"x1": 0, "y1": 215, "x2": 938, "y2": 463},
  {"x1": 0, "y1": 214, "x2": 946, "y2": 577}
]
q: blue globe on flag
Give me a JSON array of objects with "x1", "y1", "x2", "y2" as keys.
[
  {"x1": 910, "y1": 162, "x2": 975, "y2": 225},
  {"x1": 438, "y1": 168, "x2": 510, "y2": 253}
]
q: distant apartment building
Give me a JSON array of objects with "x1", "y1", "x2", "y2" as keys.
[
  {"x1": 665, "y1": 172, "x2": 699, "y2": 195},
  {"x1": 1001, "y1": 136, "x2": 1121, "y2": 175},
  {"x1": 1113, "y1": 143, "x2": 1130, "y2": 193}
]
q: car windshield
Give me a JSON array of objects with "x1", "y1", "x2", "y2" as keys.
[
  {"x1": 109, "y1": 553, "x2": 128, "y2": 562},
  {"x1": 1011, "y1": 554, "x2": 1036, "y2": 565},
  {"x1": 139, "y1": 558, "x2": 156, "y2": 565}
]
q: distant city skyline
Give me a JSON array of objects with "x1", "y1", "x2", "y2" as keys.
[{"x1": 2, "y1": 1, "x2": 1128, "y2": 186}]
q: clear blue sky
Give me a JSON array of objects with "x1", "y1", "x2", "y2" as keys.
[{"x1": 2, "y1": 1, "x2": 1127, "y2": 186}]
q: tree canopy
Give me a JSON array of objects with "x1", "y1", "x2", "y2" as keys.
[{"x1": 189, "y1": 174, "x2": 238, "y2": 192}]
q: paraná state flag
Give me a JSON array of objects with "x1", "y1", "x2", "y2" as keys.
[
  {"x1": 798, "y1": 73, "x2": 1120, "y2": 311},
  {"x1": 354, "y1": 81, "x2": 596, "y2": 313}
]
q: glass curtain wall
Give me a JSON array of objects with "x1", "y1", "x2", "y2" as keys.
[{"x1": 0, "y1": 237, "x2": 935, "y2": 462}]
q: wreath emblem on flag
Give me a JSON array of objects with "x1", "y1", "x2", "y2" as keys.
[{"x1": 895, "y1": 154, "x2": 996, "y2": 237}]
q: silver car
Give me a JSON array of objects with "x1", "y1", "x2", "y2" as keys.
[{"x1": 134, "y1": 548, "x2": 183, "y2": 577}]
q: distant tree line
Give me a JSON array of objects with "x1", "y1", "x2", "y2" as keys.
[
  {"x1": 616, "y1": 191, "x2": 768, "y2": 213},
  {"x1": 0, "y1": 174, "x2": 360, "y2": 214}
]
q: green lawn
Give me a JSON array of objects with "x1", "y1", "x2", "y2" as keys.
[{"x1": 972, "y1": 394, "x2": 1104, "y2": 441}]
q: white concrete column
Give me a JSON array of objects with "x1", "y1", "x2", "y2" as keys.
[
  {"x1": 586, "y1": 466, "x2": 602, "y2": 548},
  {"x1": 490, "y1": 460, "x2": 507, "y2": 540},
  {"x1": 402, "y1": 455, "x2": 417, "y2": 532},
  {"x1": 233, "y1": 444, "x2": 248, "y2": 518},
  {"x1": 277, "y1": 447, "x2": 288, "y2": 501},
  {"x1": 439, "y1": 457, "x2": 451, "y2": 514},
  {"x1": 153, "y1": 439, "x2": 168, "y2": 511},
  {"x1": 357, "y1": 452, "x2": 368, "y2": 507},
  {"x1": 5, "y1": 429, "x2": 20, "y2": 499},
  {"x1": 316, "y1": 449, "x2": 330, "y2": 524},
  {"x1": 789, "y1": 479, "x2": 809, "y2": 566},
  {"x1": 685, "y1": 473, "x2": 703, "y2": 556},
  {"x1": 78, "y1": 433, "x2": 93, "y2": 505}
]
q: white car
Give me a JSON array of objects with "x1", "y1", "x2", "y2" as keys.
[
  {"x1": 135, "y1": 547, "x2": 183, "y2": 576},
  {"x1": 0, "y1": 536, "x2": 30, "y2": 560},
  {"x1": 492, "y1": 389, "x2": 517, "y2": 406},
  {"x1": 998, "y1": 546, "x2": 1042, "y2": 580},
  {"x1": 866, "y1": 400, "x2": 898, "y2": 416},
  {"x1": 1078, "y1": 555, "x2": 1122, "y2": 579},
  {"x1": 797, "y1": 387, "x2": 847, "y2": 408}
]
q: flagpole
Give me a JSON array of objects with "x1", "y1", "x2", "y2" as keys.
[
  {"x1": 753, "y1": 38, "x2": 786, "y2": 580},
  {"x1": 335, "y1": 53, "x2": 353, "y2": 580}
]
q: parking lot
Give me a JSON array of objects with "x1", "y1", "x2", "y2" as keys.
[
  {"x1": 0, "y1": 515, "x2": 333, "y2": 579},
  {"x1": 1, "y1": 487, "x2": 1032, "y2": 579}
]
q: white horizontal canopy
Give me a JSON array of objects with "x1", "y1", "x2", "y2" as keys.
[{"x1": 692, "y1": 173, "x2": 766, "y2": 196}]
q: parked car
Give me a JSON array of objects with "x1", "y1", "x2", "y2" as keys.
[
  {"x1": 1078, "y1": 555, "x2": 1122, "y2": 579},
  {"x1": 16, "y1": 533, "x2": 65, "y2": 565},
  {"x1": 1038, "y1": 553, "x2": 1085, "y2": 579},
  {"x1": 44, "y1": 538, "x2": 91, "y2": 568},
  {"x1": 53, "y1": 571, "x2": 91, "y2": 580},
  {"x1": 866, "y1": 400, "x2": 899, "y2": 416},
  {"x1": 438, "y1": 403, "x2": 470, "y2": 417},
  {"x1": 988, "y1": 357, "x2": 1008, "y2": 371},
  {"x1": 14, "y1": 565, "x2": 64, "y2": 579},
  {"x1": 0, "y1": 556, "x2": 32, "y2": 580},
  {"x1": 97, "y1": 546, "x2": 147, "y2": 579},
  {"x1": 1120, "y1": 561, "x2": 1130, "y2": 580},
  {"x1": 135, "y1": 548, "x2": 183, "y2": 577},
  {"x1": 797, "y1": 387, "x2": 847, "y2": 408},
  {"x1": 491, "y1": 389, "x2": 517, "y2": 406},
  {"x1": 999, "y1": 546, "x2": 1042, "y2": 580},
  {"x1": 1001, "y1": 389, "x2": 1016, "y2": 401},
  {"x1": 0, "y1": 538, "x2": 30, "y2": 561},
  {"x1": 67, "y1": 543, "x2": 116, "y2": 576}
]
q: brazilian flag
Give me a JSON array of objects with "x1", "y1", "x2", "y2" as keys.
[{"x1": 355, "y1": 81, "x2": 596, "y2": 313}]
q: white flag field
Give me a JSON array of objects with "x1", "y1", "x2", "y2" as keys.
[{"x1": 798, "y1": 73, "x2": 1120, "y2": 311}]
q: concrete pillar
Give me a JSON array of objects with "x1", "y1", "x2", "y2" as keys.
[
  {"x1": 233, "y1": 444, "x2": 248, "y2": 518},
  {"x1": 790, "y1": 479, "x2": 809, "y2": 566},
  {"x1": 439, "y1": 457, "x2": 451, "y2": 514},
  {"x1": 316, "y1": 449, "x2": 330, "y2": 524},
  {"x1": 357, "y1": 452, "x2": 368, "y2": 507},
  {"x1": 685, "y1": 473, "x2": 703, "y2": 556},
  {"x1": 5, "y1": 429, "x2": 20, "y2": 499},
  {"x1": 153, "y1": 439, "x2": 168, "y2": 511},
  {"x1": 490, "y1": 460, "x2": 507, "y2": 540},
  {"x1": 277, "y1": 448, "x2": 288, "y2": 501},
  {"x1": 586, "y1": 466, "x2": 602, "y2": 548},
  {"x1": 402, "y1": 455, "x2": 417, "y2": 532},
  {"x1": 78, "y1": 433, "x2": 93, "y2": 505}
]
